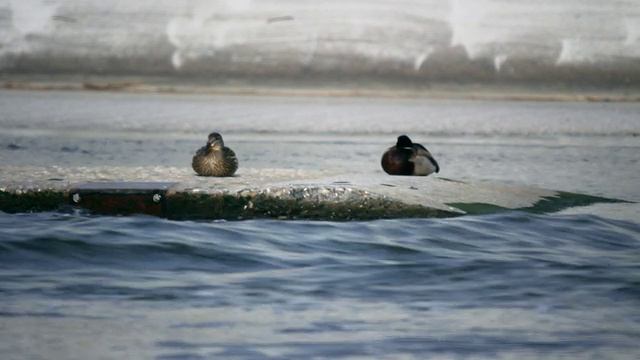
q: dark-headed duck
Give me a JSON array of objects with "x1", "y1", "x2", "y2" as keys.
[
  {"x1": 192, "y1": 132, "x2": 239, "y2": 177},
  {"x1": 381, "y1": 135, "x2": 439, "y2": 176}
]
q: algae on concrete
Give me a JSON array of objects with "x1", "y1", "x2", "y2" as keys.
[
  {"x1": 166, "y1": 192, "x2": 453, "y2": 221},
  {"x1": 448, "y1": 192, "x2": 628, "y2": 216},
  {"x1": 0, "y1": 165, "x2": 628, "y2": 220},
  {"x1": 0, "y1": 190, "x2": 68, "y2": 214}
]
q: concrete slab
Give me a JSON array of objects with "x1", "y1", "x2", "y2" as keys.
[{"x1": 0, "y1": 166, "x2": 624, "y2": 220}]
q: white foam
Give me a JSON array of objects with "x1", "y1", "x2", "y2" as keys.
[
  {"x1": 414, "y1": 48, "x2": 434, "y2": 71},
  {"x1": 225, "y1": 0, "x2": 253, "y2": 13},
  {"x1": 556, "y1": 39, "x2": 595, "y2": 65},
  {"x1": 0, "y1": 0, "x2": 59, "y2": 68},
  {"x1": 171, "y1": 52, "x2": 184, "y2": 69},
  {"x1": 449, "y1": 0, "x2": 640, "y2": 66},
  {"x1": 557, "y1": 37, "x2": 640, "y2": 65},
  {"x1": 624, "y1": 18, "x2": 640, "y2": 46},
  {"x1": 449, "y1": 0, "x2": 493, "y2": 59},
  {"x1": 164, "y1": 0, "x2": 446, "y2": 71},
  {"x1": 9, "y1": 0, "x2": 57, "y2": 35},
  {"x1": 494, "y1": 55, "x2": 507, "y2": 72}
]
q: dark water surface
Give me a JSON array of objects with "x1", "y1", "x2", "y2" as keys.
[{"x1": 1, "y1": 212, "x2": 640, "y2": 359}]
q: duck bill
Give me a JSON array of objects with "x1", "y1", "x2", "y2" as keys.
[{"x1": 208, "y1": 140, "x2": 223, "y2": 150}]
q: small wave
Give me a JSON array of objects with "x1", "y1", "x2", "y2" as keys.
[
  {"x1": 5, "y1": 143, "x2": 26, "y2": 150},
  {"x1": 1, "y1": 212, "x2": 638, "y2": 273}
]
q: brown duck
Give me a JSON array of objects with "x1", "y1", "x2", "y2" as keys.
[
  {"x1": 192, "y1": 132, "x2": 239, "y2": 177},
  {"x1": 381, "y1": 135, "x2": 439, "y2": 176}
]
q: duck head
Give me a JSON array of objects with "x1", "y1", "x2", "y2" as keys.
[
  {"x1": 396, "y1": 135, "x2": 413, "y2": 148},
  {"x1": 206, "y1": 132, "x2": 224, "y2": 150}
]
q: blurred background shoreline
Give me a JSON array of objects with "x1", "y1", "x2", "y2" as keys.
[
  {"x1": 2, "y1": 74, "x2": 639, "y2": 102},
  {"x1": 1, "y1": 0, "x2": 639, "y2": 95}
]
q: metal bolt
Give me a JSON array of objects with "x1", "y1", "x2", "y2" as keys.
[
  {"x1": 153, "y1": 194, "x2": 162, "y2": 203},
  {"x1": 72, "y1": 193, "x2": 81, "y2": 203}
]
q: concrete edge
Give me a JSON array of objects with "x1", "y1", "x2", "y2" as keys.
[{"x1": 0, "y1": 184, "x2": 627, "y2": 221}]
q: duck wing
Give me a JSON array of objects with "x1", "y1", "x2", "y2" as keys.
[
  {"x1": 223, "y1": 147, "x2": 239, "y2": 172},
  {"x1": 194, "y1": 145, "x2": 208, "y2": 157},
  {"x1": 411, "y1": 143, "x2": 440, "y2": 174}
]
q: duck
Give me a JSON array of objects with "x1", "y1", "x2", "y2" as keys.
[
  {"x1": 381, "y1": 135, "x2": 440, "y2": 176},
  {"x1": 192, "y1": 132, "x2": 239, "y2": 177}
]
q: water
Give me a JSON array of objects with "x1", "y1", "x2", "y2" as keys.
[
  {"x1": 1, "y1": 213, "x2": 639, "y2": 359},
  {"x1": 1, "y1": 90, "x2": 640, "y2": 359}
]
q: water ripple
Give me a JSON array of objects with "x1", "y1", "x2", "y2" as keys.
[{"x1": 1, "y1": 211, "x2": 640, "y2": 358}]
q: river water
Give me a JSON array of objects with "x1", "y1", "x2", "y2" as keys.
[{"x1": 1, "y1": 90, "x2": 639, "y2": 359}]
